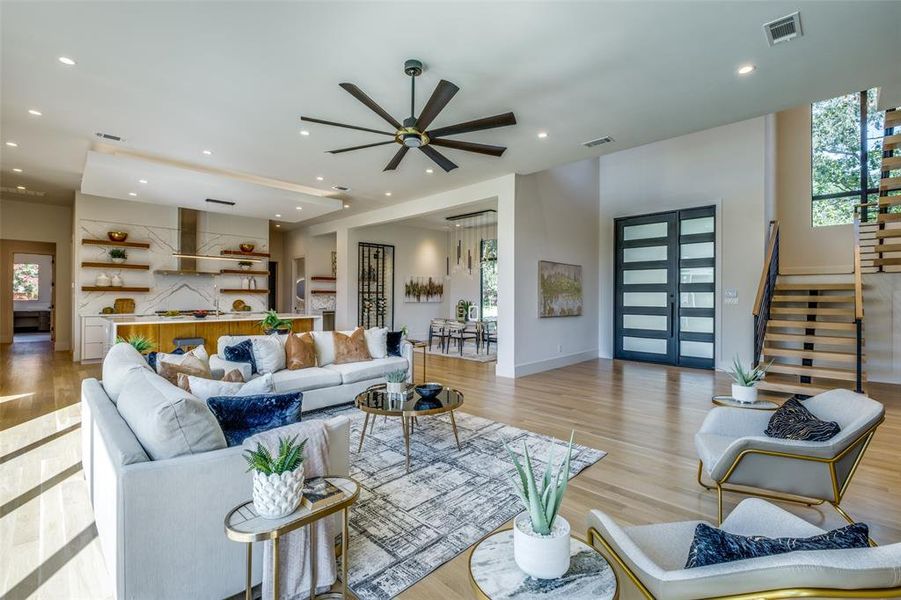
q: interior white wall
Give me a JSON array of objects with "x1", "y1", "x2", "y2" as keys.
[
  {"x1": 13, "y1": 253, "x2": 53, "y2": 310},
  {"x1": 597, "y1": 117, "x2": 769, "y2": 370},
  {"x1": 508, "y1": 158, "x2": 600, "y2": 376}
]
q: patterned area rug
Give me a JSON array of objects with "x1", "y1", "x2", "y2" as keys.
[{"x1": 309, "y1": 404, "x2": 606, "y2": 600}]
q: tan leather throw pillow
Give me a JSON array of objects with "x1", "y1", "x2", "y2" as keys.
[
  {"x1": 158, "y1": 354, "x2": 211, "y2": 385},
  {"x1": 285, "y1": 332, "x2": 317, "y2": 370},
  {"x1": 333, "y1": 327, "x2": 372, "y2": 364},
  {"x1": 176, "y1": 372, "x2": 192, "y2": 392},
  {"x1": 221, "y1": 369, "x2": 245, "y2": 383}
]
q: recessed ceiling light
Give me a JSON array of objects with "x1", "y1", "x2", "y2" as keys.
[
  {"x1": 275, "y1": 224, "x2": 281, "y2": 228},
  {"x1": 316, "y1": 176, "x2": 324, "y2": 181},
  {"x1": 138, "y1": 179, "x2": 148, "y2": 184},
  {"x1": 537, "y1": 132, "x2": 548, "y2": 139},
  {"x1": 12, "y1": 168, "x2": 23, "y2": 173},
  {"x1": 202, "y1": 149, "x2": 213, "y2": 155},
  {"x1": 343, "y1": 204, "x2": 350, "y2": 209},
  {"x1": 425, "y1": 168, "x2": 434, "y2": 174},
  {"x1": 6, "y1": 141, "x2": 18, "y2": 147},
  {"x1": 300, "y1": 130, "x2": 310, "y2": 136},
  {"x1": 128, "y1": 192, "x2": 137, "y2": 197},
  {"x1": 58, "y1": 56, "x2": 76, "y2": 66},
  {"x1": 275, "y1": 214, "x2": 282, "y2": 218},
  {"x1": 737, "y1": 64, "x2": 756, "y2": 75},
  {"x1": 28, "y1": 109, "x2": 42, "y2": 116},
  {"x1": 455, "y1": 223, "x2": 461, "y2": 228},
  {"x1": 17, "y1": 185, "x2": 26, "y2": 190},
  {"x1": 385, "y1": 192, "x2": 392, "y2": 196},
  {"x1": 296, "y1": 206, "x2": 303, "y2": 210}
]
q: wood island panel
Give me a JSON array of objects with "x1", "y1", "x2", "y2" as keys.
[
  {"x1": 229, "y1": 320, "x2": 260, "y2": 336},
  {"x1": 194, "y1": 321, "x2": 232, "y2": 349},
  {"x1": 157, "y1": 323, "x2": 197, "y2": 352},
  {"x1": 289, "y1": 318, "x2": 314, "y2": 333}
]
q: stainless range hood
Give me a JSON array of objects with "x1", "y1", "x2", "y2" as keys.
[{"x1": 154, "y1": 208, "x2": 258, "y2": 276}]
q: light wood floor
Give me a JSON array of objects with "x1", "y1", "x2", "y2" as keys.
[{"x1": 2, "y1": 341, "x2": 900, "y2": 599}]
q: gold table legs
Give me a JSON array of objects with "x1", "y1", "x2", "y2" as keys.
[{"x1": 358, "y1": 410, "x2": 462, "y2": 472}]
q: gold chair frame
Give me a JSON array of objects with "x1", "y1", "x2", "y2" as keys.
[
  {"x1": 587, "y1": 525, "x2": 901, "y2": 600},
  {"x1": 696, "y1": 418, "x2": 882, "y2": 525}
]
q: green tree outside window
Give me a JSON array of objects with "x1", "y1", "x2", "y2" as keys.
[{"x1": 12, "y1": 263, "x2": 40, "y2": 301}]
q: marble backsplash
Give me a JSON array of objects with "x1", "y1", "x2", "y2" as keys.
[{"x1": 78, "y1": 219, "x2": 269, "y2": 316}]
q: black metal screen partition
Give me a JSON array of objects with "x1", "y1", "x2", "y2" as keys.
[
  {"x1": 357, "y1": 242, "x2": 394, "y2": 329},
  {"x1": 614, "y1": 206, "x2": 715, "y2": 369}
]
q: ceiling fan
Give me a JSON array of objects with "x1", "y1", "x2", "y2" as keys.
[{"x1": 301, "y1": 59, "x2": 516, "y2": 173}]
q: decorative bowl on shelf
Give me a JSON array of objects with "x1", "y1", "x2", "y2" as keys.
[
  {"x1": 107, "y1": 231, "x2": 128, "y2": 242},
  {"x1": 193, "y1": 310, "x2": 209, "y2": 319},
  {"x1": 232, "y1": 299, "x2": 247, "y2": 311},
  {"x1": 415, "y1": 383, "x2": 443, "y2": 399},
  {"x1": 239, "y1": 243, "x2": 255, "y2": 253}
]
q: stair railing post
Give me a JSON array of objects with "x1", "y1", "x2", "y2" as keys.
[{"x1": 856, "y1": 319, "x2": 863, "y2": 393}]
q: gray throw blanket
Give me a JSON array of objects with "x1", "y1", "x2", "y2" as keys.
[{"x1": 244, "y1": 420, "x2": 336, "y2": 600}]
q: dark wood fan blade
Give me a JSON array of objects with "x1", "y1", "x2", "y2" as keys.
[
  {"x1": 301, "y1": 116, "x2": 394, "y2": 137},
  {"x1": 383, "y1": 146, "x2": 409, "y2": 171},
  {"x1": 339, "y1": 83, "x2": 402, "y2": 130},
  {"x1": 419, "y1": 146, "x2": 458, "y2": 172},
  {"x1": 415, "y1": 79, "x2": 459, "y2": 131},
  {"x1": 429, "y1": 139, "x2": 506, "y2": 157},
  {"x1": 427, "y1": 112, "x2": 517, "y2": 138},
  {"x1": 328, "y1": 141, "x2": 396, "y2": 154}
]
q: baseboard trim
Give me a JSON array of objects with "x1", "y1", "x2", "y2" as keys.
[{"x1": 512, "y1": 349, "x2": 599, "y2": 378}]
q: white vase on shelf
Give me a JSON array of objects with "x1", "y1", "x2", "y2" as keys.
[
  {"x1": 241, "y1": 277, "x2": 250, "y2": 290},
  {"x1": 95, "y1": 272, "x2": 111, "y2": 287},
  {"x1": 111, "y1": 273, "x2": 123, "y2": 288},
  {"x1": 250, "y1": 277, "x2": 257, "y2": 290}
]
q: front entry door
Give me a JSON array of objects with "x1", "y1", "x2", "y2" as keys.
[{"x1": 614, "y1": 207, "x2": 715, "y2": 369}]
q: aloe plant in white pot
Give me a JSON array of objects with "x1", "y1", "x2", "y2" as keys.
[
  {"x1": 385, "y1": 369, "x2": 406, "y2": 395},
  {"x1": 244, "y1": 435, "x2": 307, "y2": 519},
  {"x1": 505, "y1": 432, "x2": 574, "y2": 579},
  {"x1": 728, "y1": 355, "x2": 772, "y2": 404}
]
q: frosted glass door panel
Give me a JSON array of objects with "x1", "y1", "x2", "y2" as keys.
[
  {"x1": 681, "y1": 242, "x2": 714, "y2": 259},
  {"x1": 680, "y1": 267, "x2": 714, "y2": 283},
  {"x1": 624, "y1": 245, "x2": 667, "y2": 263},
  {"x1": 681, "y1": 217, "x2": 715, "y2": 236},
  {"x1": 623, "y1": 314, "x2": 667, "y2": 331},
  {"x1": 680, "y1": 316, "x2": 714, "y2": 333},
  {"x1": 623, "y1": 269, "x2": 668, "y2": 285},
  {"x1": 680, "y1": 292, "x2": 714, "y2": 308},
  {"x1": 623, "y1": 222, "x2": 668, "y2": 241},
  {"x1": 623, "y1": 292, "x2": 668, "y2": 307},
  {"x1": 623, "y1": 336, "x2": 667, "y2": 354},
  {"x1": 681, "y1": 341, "x2": 713, "y2": 359}
]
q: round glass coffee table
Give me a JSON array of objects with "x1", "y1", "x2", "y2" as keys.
[
  {"x1": 468, "y1": 527, "x2": 618, "y2": 599},
  {"x1": 354, "y1": 383, "x2": 463, "y2": 472}
]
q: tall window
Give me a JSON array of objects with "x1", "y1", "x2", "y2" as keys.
[
  {"x1": 811, "y1": 89, "x2": 884, "y2": 226},
  {"x1": 12, "y1": 263, "x2": 40, "y2": 301},
  {"x1": 480, "y1": 239, "x2": 498, "y2": 319}
]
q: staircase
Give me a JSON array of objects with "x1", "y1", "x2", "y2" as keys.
[
  {"x1": 752, "y1": 223, "x2": 865, "y2": 398},
  {"x1": 859, "y1": 107, "x2": 901, "y2": 273}
]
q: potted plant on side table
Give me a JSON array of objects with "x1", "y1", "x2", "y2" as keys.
[
  {"x1": 259, "y1": 310, "x2": 293, "y2": 335},
  {"x1": 505, "y1": 432, "x2": 574, "y2": 579},
  {"x1": 244, "y1": 435, "x2": 307, "y2": 519},
  {"x1": 728, "y1": 355, "x2": 771, "y2": 404}
]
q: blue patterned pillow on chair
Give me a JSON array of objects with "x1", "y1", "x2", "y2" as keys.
[
  {"x1": 206, "y1": 392, "x2": 302, "y2": 446},
  {"x1": 223, "y1": 339, "x2": 257, "y2": 375},
  {"x1": 685, "y1": 522, "x2": 869, "y2": 568},
  {"x1": 765, "y1": 397, "x2": 840, "y2": 441}
]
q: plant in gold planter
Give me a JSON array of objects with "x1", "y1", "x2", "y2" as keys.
[{"x1": 244, "y1": 435, "x2": 307, "y2": 519}]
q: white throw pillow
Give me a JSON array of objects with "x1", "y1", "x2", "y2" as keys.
[
  {"x1": 116, "y1": 368, "x2": 226, "y2": 460},
  {"x1": 364, "y1": 327, "x2": 388, "y2": 359},
  {"x1": 102, "y1": 342, "x2": 153, "y2": 403},
  {"x1": 156, "y1": 345, "x2": 210, "y2": 373},
  {"x1": 186, "y1": 373, "x2": 273, "y2": 402},
  {"x1": 251, "y1": 336, "x2": 286, "y2": 374}
]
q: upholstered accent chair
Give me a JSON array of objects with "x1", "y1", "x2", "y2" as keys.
[
  {"x1": 695, "y1": 389, "x2": 884, "y2": 524},
  {"x1": 587, "y1": 498, "x2": 901, "y2": 600}
]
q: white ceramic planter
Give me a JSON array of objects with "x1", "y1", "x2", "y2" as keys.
[
  {"x1": 386, "y1": 381, "x2": 406, "y2": 395},
  {"x1": 513, "y1": 512, "x2": 571, "y2": 579},
  {"x1": 111, "y1": 257, "x2": 126, "y2": 264},
  {"x1": 252, "y1": 468, "x2": 304, "y2": 519},
  {"x1": 732, "y1": 383, "x2": 758, "y2": 404}
]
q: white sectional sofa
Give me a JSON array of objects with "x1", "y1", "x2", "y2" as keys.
[{"x1": 81, "y1": 330, "x2": 409, "y2": 599}]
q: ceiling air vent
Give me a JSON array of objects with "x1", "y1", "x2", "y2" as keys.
[
  {"x1": 205, "y1": 198, "x2": 236, "y2": 206},
  {"x1": 1, "y1": 186, "x2": 46, "y2": 197},
  {"x1": 331, "y1": 185, "x2": 350, "y2": 192},
  {"x1": 95, "y1": 132, "x2": 126, "y2": 142},
  {"x1": 583, "y1": 136, "x2": 615, "y2": 148},
  {"x1": 764, "y1": 11, "x2": 802, "y2": 46}
]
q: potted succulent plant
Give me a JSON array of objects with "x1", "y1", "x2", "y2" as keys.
[
  {"x1": 244, "y1": 435, "x2": 307, "y2": 519},
  {"x1": 109, "y1": 248, "x2": 127, "y2": 264},
  {"x1": 728, "y1": 355, "x2": 771, "y2": 404},
  {"x1": 238, "y1": 260, "x2": 253, "y2": 271},
  {"x1": 505, "y1": 432, "x2": 574, "y2": 579},
  {"x1": 385, "y1": 369, "x2": 406, "y2": 395},
  {"x1": 116, "y1": 334, "x2": 154, "y2": 354},
  {"x1": 259, "y1": 310, "x2": 292, "y2": 334}
]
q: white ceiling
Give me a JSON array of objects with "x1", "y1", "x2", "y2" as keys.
[{"x1": 1, "y1": 2, "x2": 899, "y2": 221}]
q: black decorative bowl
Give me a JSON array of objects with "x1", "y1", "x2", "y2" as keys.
[{"x1": 415, "y1": 383, "x2": 443, "y2": 399}]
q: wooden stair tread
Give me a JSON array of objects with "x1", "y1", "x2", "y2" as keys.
[
  {"x1": 877, "y1": 213, "x2": 901, "y2": 224},
  {"x1": 763, "y1": 347, "x2": 857, "y2": 362},
  {"x1": 763, "y1": 332, "x2": 858, "y2": 346},
  {"x1": 875, "y1": 229, "x2": 901, "y2": 239},
  {"x1": 873, "y1": 257, "x2": 901, "y2": 267},
  {"x1": 774, "y1": 283, "x2": 854, "y2": 291},
  {"x1": 885, "y1": 110, "x2": 901, "y2": 126},
  {"x1": 756, "y1": 376, "x2": 855, "y2": 396},
  {"x1": 772, "y1": 295, "x2": 854, "y2": 303},
  {"x1": 767, "y1": 319, "x2": 857, "y2": 331},
  {"x1": 767, "y1": 362, "x2": 858, "y2": 381},
  {"x1": 864, "y1": 243, "x2": 901, "y2": 254},
  {"x1": 881, "y1": 155, "x2": 901, "y2": 172},
  {"x1": 885, "y1": 133, "x2": 901, "y2": 150},
  {"x1": 770, "y1": 307, "x2": 855, "y2": 317},
  {"x1": 881, "y1": 176, "x2": 901, "y2": 192}
]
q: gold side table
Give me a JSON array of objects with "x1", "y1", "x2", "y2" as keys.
[
  {"x1": 225, "y1": 476, "x2": 360, "y2": 600},
  {"x1": 406, "y1": 339, "x2": 428, "y2": 383}
]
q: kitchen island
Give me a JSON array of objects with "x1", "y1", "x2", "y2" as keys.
[{"x1": 96, "y1": 313, "x2": 321, "y2": 355}]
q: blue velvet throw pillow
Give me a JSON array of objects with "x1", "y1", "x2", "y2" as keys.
[
  {"x1": 206, "y1": 392, "x2": 303, "y2": 447},
  {"x1": 223, "y1": 339, "x2": 257, "y2": 374},
  {"x1": 386, "y1": 331, "x2": 403, "y2": 357},
  {"x1": 765, "y1": 397, "x2": 841, "y2": 441},
  {"x1": 684, "y1": 522, "x2": 869, "y2": 569}
]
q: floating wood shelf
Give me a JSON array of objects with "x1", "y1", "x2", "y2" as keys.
[
  {"x1": 311, "y1": 276, "x2": 336, "y2": 281},
  {"x1": 82, "y1": 286, "x2": 150, "y2": 292},
  {"x1": 221, "y1": 250, "x2": 270, "y2": 258},
  {"x1": 82, "y1": 239, "x2": 151, "y2": 249},
  {"x1": 311, "y1": 290, "x2": 336, "y2": 294},
  {"x1": 82, "y1": 262, "x2": 150, "y2": 270},
  {"x1": 220, "y1": 269, "x2": 268, "y2": 275},
  {"x1": 220, "y1": 288, "x2": 268, "y2": 294}
]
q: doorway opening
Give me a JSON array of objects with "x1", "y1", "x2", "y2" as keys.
[{"x1": 3, "y1": 244, "x2": 56, "y2": 346}]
